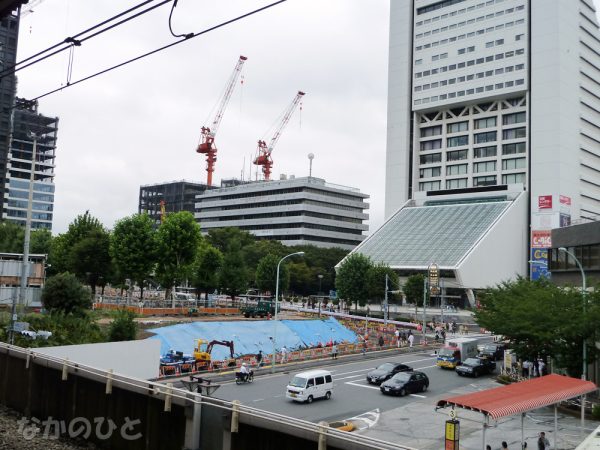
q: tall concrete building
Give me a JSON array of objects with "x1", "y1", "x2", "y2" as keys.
[
  {"x1": 195, "y1": 177, "x2": 369, "y2": 250},
  {"x1": 343, "y1": 0, "x2": 600, "y2": 304},
  {"x1": 139, "y1": 180, "x2": 211, "y2": 225}
]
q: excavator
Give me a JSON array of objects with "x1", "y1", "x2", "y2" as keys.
[{"x1": 193, "y1": 339, "x2": 236, "y2": 370}]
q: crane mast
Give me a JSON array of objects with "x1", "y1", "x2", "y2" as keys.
[
  {"x1": 253, "y1": 90, "x2": 305, "y2": 181},
  {"x1": 197, "y1": 55, "x2": 247, "y2": 186}
]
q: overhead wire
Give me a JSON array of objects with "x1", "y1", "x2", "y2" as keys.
[
  {"x1": 0, "y1": 0, "x2": 172, "y2": 80},
  {"x1": 168, "y1": 0, "x2": 194, "y2": 39},
  {"x1": 26, "y1": 0, "x2": 288, "y2": 104}
]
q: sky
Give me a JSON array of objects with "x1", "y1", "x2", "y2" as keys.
[{"x1": 15, "y1": 0, "x2": 390, "y2": 234}]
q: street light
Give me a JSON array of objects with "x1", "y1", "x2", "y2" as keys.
[
  {"x1": 318, "y1": 274, "x2": 323, "y2": 295},
  {"x1": 558, "y1": 247, "x2": 587, "y2": 381},
  {"x1": 272, "y1": 251, "x2": 305, "y2": 373}
]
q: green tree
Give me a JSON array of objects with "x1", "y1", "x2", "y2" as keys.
[
  {"x1": 156, "y1": 211, "x2": 202, "y2": 302},
  {"x1": 207, "y1": 227, "x2": 254, "y2": 253},
  {"x1": 191, "y1": 242, "x2": 224, "y2": 299},
  {"x1": 111, "y1": 213, "x2": 157, "y2": 299},
  {"x1": 42, "y1": 272, "x2": 91, "y2": 315},
  {"x1": 255, "y1": 254, "x2": 290, "y2": 295},
  {"x1": 30, "y1": 228, "x2": 53, "y2": 254},
  {"x1": 47, "y1": 233, "x2": 69, "y2": 276},
  {"x1": 218, "y1": 240, "x2": 248, "y2": 299},
  {"x1": 335, "y1": 253, "x2": 372, "y2": 311},
  {"x1": 0, "y1": 221, "x2": 23, "y2": 252},
  {"x1": 475, "y1": 277, "x2": 600, "y2": 378},
  {"x1": 242, "y1": 240, "x2": 286, "y2": 282},
  {"x1": 403, "y1": 274, "x2": 426, "y2": 307},
  {"x1": 288, "y1": 261, "x2": 315, "y2": 296},
  {"x1": 108, "y1": 310, "x2": 138, "y2": 342},
  {"x1": 367, "y1": 263, "x2": 399, "y2": 305},
  {"x1": 70, "y1": 228, "x2": 112, "y2": 297}
]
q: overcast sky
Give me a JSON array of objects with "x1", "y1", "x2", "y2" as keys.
[
  {"x1": 15, "y1": 1, "x2": 600, "y2": 235},
  {"x1": 15, "y1": 0, "x2": 390, "y2": 234}
]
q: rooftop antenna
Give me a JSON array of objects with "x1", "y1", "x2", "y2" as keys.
[{"x1": 308, "y1": 153, "x2": 314, "y2": 177}]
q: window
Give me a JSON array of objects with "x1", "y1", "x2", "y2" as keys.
[
  {"x1": 502, "y1": 112, "x2": 526, "y2": 125},
  {"x1": 325, "y1": 375, "x2": 332, "y2": 383},
  {"x1": 474, "y1": 131, "x2": 497, "y2": 144},
  {"x1": 502, "y1": 157, "x2": 526, "y2": 170},
  {"x1": 416, "y1": 59, "x2": 423, "y2": 65},
  {"x1": 474, "y1": 161, "x2": 496, "y2": 173},
  {"x1": 473, "y1": 175, "x2": 497, "y2": 186},
  {"x1": 447, "y1": 121, "x2": 468, "y2": 133},
  {"x1": 419, "y1": 180, "x2": 441, "y2": 191},
  {"x1": 420, "y1": 167, "x2": 441, "y2": 178},
  {"x1": 446, "y1": 164, "x2": 467, "y2": 175},
  {"x1": 420, "y1": 153, "x2": 442, "y2": 164},
  {"x1": 474, "y1": 146, "x2": 497, "y2": 158},
  {"x1": 420, "y1": 125, "x2": 442, "y2": 137},
  {"x1": 421, "y1": 139, "x2": 442, "y2": 151},
  {"x1": 447, "y1": 149, "x2": 468, "y2": 161},
  {"x1": 502, "y1": 173, "x2": 526, "y2": 184},
  {"x1": 446, "y1": 178, "x2": 468, "y2": 189},
  {"x1": 447, "y1": 135, "x2": 469, "y2": 147},
  {"x1": 502, "y1": 142, "x2": 526, "y2": 155},
  {"x1": 502, "y1": 127, "x2": 526, "y2": 139},
  {"x1": 316, "y1": 377, "x2": 325, "y2": 386},
  {"x1": 474, "y1": 117, "x2": 497, "y2": 129}
]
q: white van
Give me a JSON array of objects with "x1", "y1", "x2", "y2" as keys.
[{"x1": 286, "y1": 369, "x2": 333, "y2": 403}]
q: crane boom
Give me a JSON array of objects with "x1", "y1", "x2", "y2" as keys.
[
  {"x1": 197, "y1": 55, "x2": 247, "y2": 186},
  {"x1": 253, "y1": 90, "x2": 305, "y2": 181}
]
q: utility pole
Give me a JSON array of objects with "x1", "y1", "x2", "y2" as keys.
[
  {"x1": 422, "y1": 277, "x2": 427, "y2": 345},
  {"x1": 384, "y1": 274, "x2": 389, "y2": 325}
]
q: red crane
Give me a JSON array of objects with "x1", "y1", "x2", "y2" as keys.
[
  {"x1": 196, "y1": 55, "x2": 248, "y2": 186},
  {"x1": 253, "y1": 90, "x2": 305, "y2": 181}
]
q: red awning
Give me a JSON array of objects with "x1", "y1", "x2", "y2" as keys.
[{"x1": 437, "y1": 374, "x2": 597, "y2": 420}]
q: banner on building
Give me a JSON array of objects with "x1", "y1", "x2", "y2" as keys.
[
  {"x1": 530, "y1": 248, "x2": 550, "y2": 281},
  {"x1": 531, "y1": 230, "x2": 551, "y2": 248},
  {"x1": 559, "y1": 195, "x2": 571, "y2": 206},
  {"x1": 538, "y1": 195, "x2": 553, "y2": 210}
]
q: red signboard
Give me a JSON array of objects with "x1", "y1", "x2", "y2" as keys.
[
  {"x1": 538, "y1": 195, "x2": 553, "y2": 209},
  {"x1": 532, "y1": 230, "x2": 552, "y2": 248},
  {"x1": 559, "y1": 195, "x2": 571, "y2": 206}
]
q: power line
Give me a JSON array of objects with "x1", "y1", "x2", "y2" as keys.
[
  {"x1": 27, "y1": 0, "x2": 288, "y2": 103},
  {"x1": 0, "y1": 0, "x2": 172, "y2": 80}
]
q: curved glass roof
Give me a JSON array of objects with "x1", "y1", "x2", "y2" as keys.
[{"x1": 356, "y1": 201, "x2": 510, "y2": 268}]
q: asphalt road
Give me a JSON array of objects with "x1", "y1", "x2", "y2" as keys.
[{"x1": 213, "y1": 347, "x2": 498, "y2": 425}]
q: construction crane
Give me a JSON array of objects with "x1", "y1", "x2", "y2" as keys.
[
  {"x1": 253, "y1": 90, "x2": 305, "y2": 181},
  {"x1": 196, "y1": 55, "x2": 247, "y2": 186}
]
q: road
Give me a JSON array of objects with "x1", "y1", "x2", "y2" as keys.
[{"x1": 213, "y1": 345, "x2": 498, "y2": 426}]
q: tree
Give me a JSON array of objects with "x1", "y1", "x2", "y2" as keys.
[
  {"x1": 403, "y1": 274, "x2": 426, "y2": 307},
  {"x1": 0, "y1": 221, "x2": 23, "y2": 253},
  {"x1": 288, "y1": 261, "x2": 316, "y2": 296},
  {"x1": 191, "y1": 242, "x2": 224, "y2": 299},
  {"x1": 47, "y1": 233, "x2": 69, "y2": 276},
  {"x1": 70, "y1": 228, "x2": 112, "y2": 297},
  {"x1": 255, "y1": 254, "x2": 290, "y2": 295},
  {"x1": 218, "y1": 240, "x2": 248, "y2": 299},
  {"x1": 41, "y1": 272, "x2": 91, "y2": 315},
  {"x1": 155, "y1": 211, "x2": 202, "y2": 302},
  {"x1": 335, "y1": 253, "x2": 372, "y2": 311},
  {"x1": 242, "y1": 240, "x2": 287, "y2": 281},
  {"x1": 207, "y1": 227, "x2": 254, "y2": 253},
  {"x1": 108, "y1": 310, "x2": 138, "y2": 342},
  {"x1": 367, "y1": 263, "x2": 399, "y2": 305},
  {"x1": 111, "y1": 213, "x2": 157, "y2": 299},
  {"x1": 30, "y1": 228, "x2": 53, "y2": 254},
  {"x1": 475, "y1": 277, "x2": 600, "y2": 378}
]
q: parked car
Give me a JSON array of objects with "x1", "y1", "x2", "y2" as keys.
[
  {"x1": 366, "y1": 362, "x2": 413, "y2": 385},
  {"x1": 380, "y1": 371, "x2": 429, "y2": 396},
  {"x1": 456, "y1": 357, "x2": 496, "y2": 377},
  {"x1": 478, "y1": 343, "x2": 506, "y2": 361}
]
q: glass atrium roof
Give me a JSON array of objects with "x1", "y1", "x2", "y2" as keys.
[{"x1": 356, "y1": 201, "x2": 511, "y2": 268}]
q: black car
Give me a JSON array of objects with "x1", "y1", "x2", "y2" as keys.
[
  {"x1": 478, "y1": 343, "x2": 506, "y2": 361},
  {"x1": 456, "y1": 357, "x2": 496, "y2": 377},
  {"x1": 380, "y1": 371, "x2": 429, "y2": 396},
  {"x1": 366, "y1": 362, "x2": 413, "y2": 385}
]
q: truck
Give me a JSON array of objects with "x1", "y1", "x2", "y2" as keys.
[
  {"x1": 436, "y1": 337, "x2": 481, "y2": 369},
  {"x1": 240, "y1": 299, "x2": 278, "y2": 318}
]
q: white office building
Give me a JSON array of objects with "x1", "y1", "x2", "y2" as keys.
[
  {"x1": 342, "y1": 0, "x2": 600, "y2": 305},
  {"x1": 195, "y1": 176, "x2": 369, "y2": 250}
]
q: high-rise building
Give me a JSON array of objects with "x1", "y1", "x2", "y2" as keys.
[
  {"x1": 3, "y1": 98, "x2": 58, "y2": 230},
  {"x1": 139, "y1": 180, "x2": 212, "y2": 225},
  {"x1": 195, "y1": 176, "x2": 369, "y2": 250},
  {"x1": 343, "y1": 0, "x2": 600, "y2": 304}
]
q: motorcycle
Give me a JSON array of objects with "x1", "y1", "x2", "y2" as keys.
[{"x1": 235, "y1": 370, "x2": 254, "y2": 385}]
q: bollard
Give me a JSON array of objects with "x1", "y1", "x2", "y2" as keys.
[{"x1": 231, "y1": 400, "x2": 240, "y2": 433}]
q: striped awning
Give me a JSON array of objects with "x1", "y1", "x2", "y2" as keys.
[{"x1": 437, "y1": 374, "x2": 597, "y2": 420}]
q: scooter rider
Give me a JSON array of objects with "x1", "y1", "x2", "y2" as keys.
[{"x1": 239, "y1": 362, "x2": 250, "y2": 382}]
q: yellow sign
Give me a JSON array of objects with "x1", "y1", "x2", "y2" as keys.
[{"x1": 445, "y1": 421, "x2": 456, "y2": 440}]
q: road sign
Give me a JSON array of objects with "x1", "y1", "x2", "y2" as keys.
[{"x1": 428, "y1": 263, "x2": 439, "y2": 295}]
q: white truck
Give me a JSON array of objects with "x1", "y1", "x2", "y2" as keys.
[{"x1": 437, "y1": 337, "x2": 482, "y2": 369}]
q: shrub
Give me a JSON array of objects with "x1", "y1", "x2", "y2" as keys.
[
  {"x1": 593, "y1": 404, "x2": 600, "y2": 421},
  {"x1": 42, "y1": 272, "x2": 91, "y2": 315},
  {"x1": 108, "y1": 310, "x2": 138, "y2": 342}
]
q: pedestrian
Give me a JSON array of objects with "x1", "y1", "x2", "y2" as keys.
[
  {"x1": 331, "y1": 342, "x2": 338, "y2": 359},
  {"x1": 256, "y1": 350, "x2": 263, "y2": 367},
  {"x1": 533, "y1": 359, "x2": 539, "y2": 377},
  {"x1": 538, "y1": 359, "x2": 546, "y2": 377},
  {"x1": 280, "y1": 345, "x2": 288, "y2": 364},
  {"x1": 395, "y1": 328, "x2": 400, "y2": 348},
  {"x1": 408, "y1": 333, "x2": 414, "y2": 348},
  {"x1": 441, "y1": 329, "x2": 446, "y2": 342},
  {"x1": 523, "y1": 360, "x2": 530, "y2": 378},
  {"x1": 361, "y1": 334, "x2": 367, "y2": 355},
  {"x1": 378, "y1": 335, "x2": 384, "y2": 349},
  {"x1": 537, "y1": 432, "x2": 549, "y2": 450},
  {"x1": 501, "y1": 441, "x2": 508, "y2": 450}
]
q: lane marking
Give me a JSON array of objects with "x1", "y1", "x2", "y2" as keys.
[
  {"x1": 344, "y1": 381, "x2": 381, "y2": 390},
  {"x1": 253, "y1": 398, "x2": 264, "y2": 402},
  {"x1": 333, "y1": 357, "x2": 437, "y2": 377},
  {"x1": 335, "y1": 374, "x2": 367, "y2": 381},
  {"x1": 410, "y1": 394, "x2": 427, "y2": 398}
]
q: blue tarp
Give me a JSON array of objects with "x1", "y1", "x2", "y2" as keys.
[{"x1": 148, "y1": 317, "x2": 358, "y2": 361}]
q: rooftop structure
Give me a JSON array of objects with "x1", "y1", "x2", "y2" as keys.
[{"x1": 138, "y1": 180, "x2": 211, "y2": 225}]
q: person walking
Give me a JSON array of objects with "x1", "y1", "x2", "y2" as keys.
[
  {"x1": 378, "y1": 335, "x2": 384, "y2": 350},
  {"x1": 331, "y1": 342, "x2": 338, "y2": 359},
  {"x1": 280, "y1": 345, "x2": 288, "y2": 364},
  {"x1": 395, "y1": 329, "x2": 400, "y2": 348},
  {"x1": 538, "y1": 359, "x2": 546, "y2": 377},
  {"x1": 537, "y1": 432, "x2": 549, "y2": 450},
  {"x1": 408, "y1": 333, "x2": 414, "y2": 348},
  {"x1": 256, "y1": 350, "x2": 263, "y2": 367}
]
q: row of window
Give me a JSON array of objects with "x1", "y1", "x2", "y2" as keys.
[
  {"x1": 415, "y1": 18, "x2": 525, "y2": 52},
  {"x1": 419, "y1": 172, "x2": 525, "y2": 191},
  {"x1": 424, "y1": 127, "x2": 526, "y2": 149},
  {"x1": 419, "y1": 158, "x2": 526, "y2": 178},
  {"x1": 419, "y1": 142, "x2": 526, "y2": 164},
  {"x1": 8, "y1": 189, "x2": 54, "y2": 203},
  {"x1": 416, "y1": 6, "x2": 526, "y2": 40},
  {"x1": 9, "y1": 178, "x2": 55, "y2": 193},
  {"x1": 7, "y1": 200, "x2": 54, "y2": 211},
  {"x1": 414, "y1": 79, "x2": 525, "y2": 106},
  {"x1": 549, "y1": 245, "x2": 600, "y2": 271},
  {"x1": 414, "y1": 63, "x2": 525, "y2": 92},
  {"x1": 6, "y1": 210, "x2": 53, "y2": 221},
  {"x1": 417, "y1": 0, "x2": 509, "y2": 20},
  {"x1": 415, "y1": 49, "x2": 525, "y2": 79}
]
